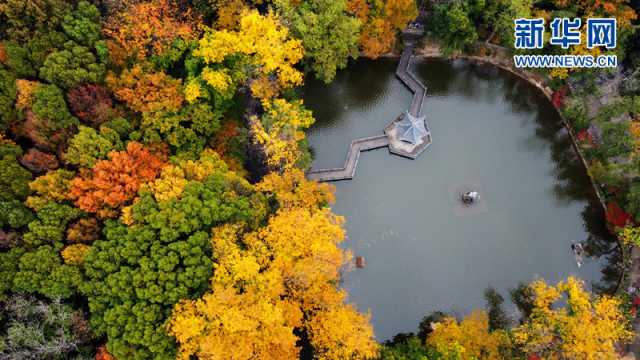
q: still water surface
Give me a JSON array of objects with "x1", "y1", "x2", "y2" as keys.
[{"x1": 302, "y1": 58, "x2": 619, "y2": 340}]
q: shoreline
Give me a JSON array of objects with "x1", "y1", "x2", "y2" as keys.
[
  {"x1": 412, "y1": 43, "x2": 637, "y2": 355},
  {"x1": 414, "y1": 44, "x2": 606, "y2": 211}
]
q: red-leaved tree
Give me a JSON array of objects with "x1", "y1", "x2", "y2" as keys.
[
  {"x1": 67, "y1": 84, "x2": 117, "y2": 127},
  {"x1": 606, "y1": 202, "x2": 632, "y2": 228},
  {"x1": 552, "y1": 86, "x2": 568, "y2": 109}
]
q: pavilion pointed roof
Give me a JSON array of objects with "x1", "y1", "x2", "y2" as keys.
[{"x1": 396, "y1": 112, "x2": 428, "y2": 144}]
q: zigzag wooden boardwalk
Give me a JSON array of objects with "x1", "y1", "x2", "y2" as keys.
[
  {"x1": 307, "y1": 28, "x2": 426, "y2": 182},
  {"x1": 397, "y1": 42, "x2": 426, "y2": 117},
  {"x1": 307, "y1": 135, "x2": 390, "y2": 181}
]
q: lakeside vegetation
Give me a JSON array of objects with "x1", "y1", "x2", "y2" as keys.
[{"x1": 0, "y1": 0, "x2": 638, "y2": 359}]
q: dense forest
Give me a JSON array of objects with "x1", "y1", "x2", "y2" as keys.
[{"x1": 0, "y1": 0, "x2": 639, "y2": 359}]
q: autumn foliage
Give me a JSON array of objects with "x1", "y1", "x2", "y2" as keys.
[
  {"x1": 606, "y1": 201, "x2": 632, "y2": 228},
  {"x1": 66, "y1": 218, "x2": 100, "y2": 243},
  {"x1": 70, "y1": 142, "x2": 166, "y2": 218},
  {"x1": 348, "y1": 0, "x2": 417, "y2": 58},
  {"x1": 103, "y1": 0, "x2": 198, "y2": 61},
  {"x1": 19, "y1": 148, "x2": 59, "y2": 173},
  {"x1": 427, "y1": 310, "x2": 510, "y2": 359},
  {"x1": 0, "y1": 42, "x2": 7, "y2": 64},
  {"x1": 552, "y1": 86, "x2": 568, "y2": 109},
  {"x1": 167, "y1": 171, "x2": 379, "y2": 360},
  {"x1": 194, "y1": 10, "x2": 304, "y2": 101},
  {"x1": 250, "y1": 98, "x2": 314, "y2": 171},
  {"x1": 106, "y1": 65, "x2": 184, "y2": 113},
  {"x1": 359, "y1": 18, "x2": 396, "y2": 59},
  {"x1": 257, "y1": 168, "x2": 335, "y2": 210},
  {"x1": 67, "y1": 84, "x2": 116, "y2": 127},
  {"x1": 61, "y1": 243, "x2": 91, "y2": 265},
  {"x1": 513, "y1": 276, "x2": 632, "y2": 359},
  {"x1": 95, "y1": 345, "x2": 116, "y2": 360}
]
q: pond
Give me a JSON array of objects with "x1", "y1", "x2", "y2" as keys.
[{"x1": 301, "y1": 58, "x2": 620, "y2": 340}]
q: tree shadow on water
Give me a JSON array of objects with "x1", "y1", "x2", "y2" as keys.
[
  {"x1": 301, "y1": 58, "x2": 397, "y2": 131},
  {"x1": 498, "y1": 65, "x2": 621, "y2": 294}
]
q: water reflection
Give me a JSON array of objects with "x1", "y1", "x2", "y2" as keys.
[
  {"x1": 304, "y1": 58, "x2": 620, "y2": 339},
  {"x1": 301, "y1": 60, "x2": 399, "y2": 131}
]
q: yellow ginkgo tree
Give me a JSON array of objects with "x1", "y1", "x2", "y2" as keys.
[
  {"x1": 167, "y1": 171, "x2": 379, "y2": 360},
  {"x1": 250, "y1": 98, "x2": 315, "y2": 172},
  {"x1": 188, "y1": 10, "x2": 304, "y2": 103},
  {"x1": 513, "y1": 276, "x2": 632, "y2": 359},
  {"x1": 426, "y1": 310, "x2": 511, "y2": 360}
]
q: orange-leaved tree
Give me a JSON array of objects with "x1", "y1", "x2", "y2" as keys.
[
  {"x1": 103, "y1": 0, "x2": 199, "y2": 63},
  {"x1": 106, "y1": 64, "x2": 184, "y2": 113},
  {"x1": 70, "y1": 142, "x2": 166, "y2": 218},
  {"x1": 348, "y1": 0, "x2": 417, "y2": 58}
]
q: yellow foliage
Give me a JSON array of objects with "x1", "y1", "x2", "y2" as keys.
[
  {"x1": 257, "y1": 168, "x2": 335, "y2": 210},
  {"x1": 427, "y1": 310, "x2": 509, "y2": 360},
  {"x1": 169, "y1": 223, "x2": 301, "y2": 360},
  {"x1": 0, "y1": 132, "x2": 13, "y2": 146},
  {"x1": 513, "y1": 276, "x2": 633, "y2": 359},
  {"x1": 621, "y1": 226, "x2": 640, "y2": 247},
  {"x1": 61, "y1": 244, "x2": 91, "y2": 265},
  {"x1": 180, "y1": 149, "x2": 228, "y2": 181},
  {"x1": 201, "y1": 68, "x2": 233, "y2": 93},
  {"x1": 384, "y1": 0, "x2": 418, "y2": 29},
  {"x1": 148, "y1": 165, "x2": 188, "y2": 202},
  {"x1": 168, "y1": 204, "x2": 377, "y2": 359},
  {"x1": 249, "y1": 75, "x2": 279, "y2": 102},
  {"x1": 15, "y1": 79, "x2": 40, "y2": 111},
  {"x1": 214, "y1": 0, "x2": 249, "y2": 30},
  {"x1": 120, "y1": 204, "x2": 135, "y2": 225},
  {"x1": 194, "y1": 10, "x2": 304, "y2": 100},
  {"x1": 550, "y1": 67, "x2": 569, "y2": 79},
  {"x1": 147, "y1": 149, "x2": 229, "y2": 202},
  {"x1": 250, "y1": 98, "x2": 314, "y2": 171},
  {"x1": 26, "y1": 169, "x2": 75, "y2": 210},
  {"x1": 184, "y1": 80, "x2": 203, "y2": 104},
  {"x1": 630, "y1": 122, "x2": 640, "y2": 153},
  {"x1": 307, "y1": 305, "x2": 378, "y2": 360}
]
